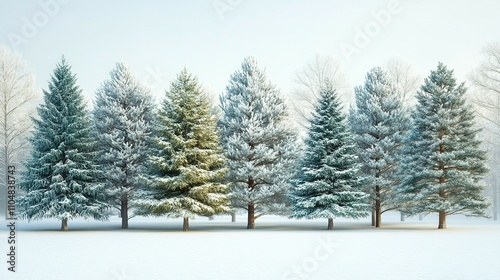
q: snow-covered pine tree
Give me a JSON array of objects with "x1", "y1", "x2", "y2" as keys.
[
  {"x1": 291, "y1": 81, "x2": 369, "y2": 230},
  {"x1": 138, "y1": 69, "x2": 229, "y2": 231},
  {"x1": 219, "y1": 57, "x2": 298, "y2": 229},
  {"x1": 17, "y1": 57, "x2": 108, "y2": 231},
  {"x1": 398, "y1": 63, "x2": 489, "y2": 229},
  {"x1": 349, "y1": 67, "x2": 410, "y2": 228},
  {"x1": 93, "y1": 63, "x2": 154, "y2": 229}
]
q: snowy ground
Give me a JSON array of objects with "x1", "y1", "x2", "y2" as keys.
[{"x1": 1, "y1": 212, "x2": 499, "y2": 280}]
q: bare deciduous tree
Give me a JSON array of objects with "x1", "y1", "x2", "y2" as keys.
[
  {"x1": 469, "y1": 43, "x2": 500, "y2": 133},
  {"x1": 384, "y1": 57, "x2": 420, "y2": 222},
  {"x1": 385, "y1": 57, "x2": 420, "y2": 105},
  {"x1": 291, "y1": 54, "x2": 347, "y2": 129},
  {"x1": 469, "y1": 43, "x2": 500, "y2": 220},
  {"x1": 0, "y1": 45, "x2": 38, "y2": 217}
]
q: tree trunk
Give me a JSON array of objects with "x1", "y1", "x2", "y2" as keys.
[
  {"x1": 375, "y1": 185, "x2": 382, "y2": 228},
  {"x1": 247, "y1": 203, "x2": 255, "y2": 229},
  {"x1": 327, "y1": 218, "x2": 333, "y2": 230},
  {"x1": 371, "y1": 209, "x2": 376, "y2": 226},
  {"x1": 438, "y1": 211, "x2": 446, "y2": 229},
  {"x1": 231, "y1": 212, "x2": 236, "y2": 222},
  {"x1": 183, "y1": 217, "x2": 189, "y2": 231},
  {"x1": 121, "y1": 197, "x2": 128, "y2": 229},
  {"x1": 375, "y1": 210, "x2": 382, "y2": 228},
  {"x1": 375, "y1": 205, "x2": 382, "y2": 228},
  {"x1": 419, "y1": 213, "x2": 423, "y2": 221},
  {"x1": 400, "y1": 212, "x2": 405, "y2": 222},
  {"x1": 61, "y1": 218, "x2": 68, "y2": 231}
]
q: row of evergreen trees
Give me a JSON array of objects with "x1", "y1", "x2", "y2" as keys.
[{"x1": 17, "y1": 57, "x2": 489, "y2": 231}]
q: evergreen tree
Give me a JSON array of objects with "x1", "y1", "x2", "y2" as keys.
[
  {"x1": 219, "y1": 57, "x2": 298, "y2": 229},
  {"x1": 138, "y1": 69, "x2": 229, "y2": 231},
  {"x1": 398, "y1": 63, "x2": 489, "y2": 229},
  {"x1": 349, "y1": 67, "x2": 410, "y2": 227},
  {"x1": 291, "y1": 81, "x2": 369, "y2": 230},
  {"x1": 93, "y1": 63, "x2": 154, "y2": 229},
  {"x1": 17, "y1": 57, "x2": 108, "y2": 231}
]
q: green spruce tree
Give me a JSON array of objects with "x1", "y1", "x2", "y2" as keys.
[
  {"x1": 138, "y1": 69, "x2": 229, "y2": 231},
  {"x1": 290, "y1": 81, "x2": 369, "y2": 230},
  {"x1": 18, "y1": 57, "x2": 108, "y2": 231},
  {"x1": 398, "y1": 63, "x2": 489, "y2": 229}
]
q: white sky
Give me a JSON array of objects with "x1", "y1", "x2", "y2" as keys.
[{"x1": 1, "y1": 0, "x2": 500, "y2": 106}]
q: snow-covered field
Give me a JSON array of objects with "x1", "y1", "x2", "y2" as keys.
[{"x1": 1, "y1": 212, "x2": 499, "y2": 280}]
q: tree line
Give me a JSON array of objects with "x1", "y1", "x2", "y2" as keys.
[{"x1": 0, "y1": 46, "x2": 494, "y2": 231}]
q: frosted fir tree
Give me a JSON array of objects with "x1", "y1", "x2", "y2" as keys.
[
  {"x1": 93, "y1": 63, "x2": 154, "y2": 229},
  {"x1": 219, "y1": 57, "x2": 299, "y2": 229},
  {"x1": 17, "y1": 57, "x2": 109, "y2": 231},
  {"x1": 138, "y1": 69, "x2": 230, "y2": 231},
  {"x1": 348, "y1": 67, "x2": 410, "y2": 227},
  {"x1": 398, "y1": 63, "x2": 489, "y2": 229},
  {"x1": 291, "y1": 81, "x2": 369, "y2": 230}
]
